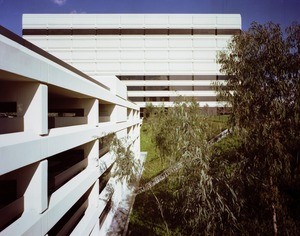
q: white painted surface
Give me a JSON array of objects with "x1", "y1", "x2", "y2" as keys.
[
  {"x1": 23, "y1": 14, "x2": 241, "y2": 109},
  {"x1": 0, "y1": 27, "x2": 140, "y2": 236}
]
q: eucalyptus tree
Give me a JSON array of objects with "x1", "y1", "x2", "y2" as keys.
[
  {"x1": 216, "y1": 22, "x2": 300, "y2": 235},
  {"x1": 144, "y1": 99, "x2": 240, "y2": 235}
]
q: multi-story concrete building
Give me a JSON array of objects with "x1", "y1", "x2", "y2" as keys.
[
  {"x1": 0, "y1": 26, "x2": 142, "y2": 235},
  {"x1": 22, "y1": 14, "x2": 241, "y2": 116}
]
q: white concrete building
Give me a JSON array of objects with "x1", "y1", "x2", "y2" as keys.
[
  {"x1": 0, "y1": 25, "x2": 141, "y2": 235},
  {"x1": 22, "y1": 14, "x2": 241, "y2": 116}
]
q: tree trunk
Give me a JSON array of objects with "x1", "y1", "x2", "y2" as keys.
[{"x1": 270, "y1": 177, "x2": 278, "y2": 236}]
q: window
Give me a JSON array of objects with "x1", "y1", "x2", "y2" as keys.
[
  {"x1": 193, "y1": 86, "x2": 213, "y2": 91},
  {"x1": 96, "y1": 29, "x2": 120, "y2": 35},
  {"x1": 128, "y1": 97, "x2": 145, "y2": 102},
  {"x1": 170, "y1": 96, "x2": 216, "y2": 102},
  {"x1": 120, "y1": 29, "x2": 144, "y2": 35},
  {"x1": 127, "y1": 86, "x2": 144, "y2": 91},
  {"x1": 169, "y1": 29, "x2": 192, "y2": 35},
  {"x1": 144, "y1": 76, "x2": 169, "y2": 80},
  {"x1": 217, "y1": 29, "x2": 241, "y2": 35},
  {"x1": 145, "y1": 86, "x2": 169, "y2": 91},
  {"x1": 145, "y1": 29, "x2": 168, "y2": 35},
  {"x1": 193, "y1": 29, "x2": 216, "y2": 35},
  {"x1": 72, "y1": 29, "x2": 96, "y2": 35},
  {"x1": 194, "y1": 75, "x2": 217, "y2": 80},
  {"x1": 118, "y1": 76, "x2": 144, "y2": 80},
  {"x1": 170, "y1": 86, "x2": 193, "y2": 91},
  {"x1": 169, "y1": 75, "x2": 193, "y2": 80},
  {"x1": 145, "y1": 97, "x2": 169, "y2": 102}
]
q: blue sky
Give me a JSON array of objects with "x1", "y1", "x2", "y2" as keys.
[{"x1": 0, "y1": 0, "x2": 299, "y2": 36}]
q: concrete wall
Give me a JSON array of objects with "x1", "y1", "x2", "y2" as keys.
[
  {"x1": 23, "y1": 14, "x2": 242, "y2": 109},
  {"x1": 0, "y1": 26, "x2": 140, "y2": 235}
]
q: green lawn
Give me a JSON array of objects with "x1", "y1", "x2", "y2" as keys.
[{"x1": 139, "y1": 124, "x2": 169, "y2": 184}]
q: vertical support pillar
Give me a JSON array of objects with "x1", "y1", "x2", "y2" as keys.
[
  {"x1": 24, "y1": 160, "x2": 48, "y2": 213},
  {"x1": 23, "y1": 84, "x2": 48, "y2": 135},
  {"x1": 89, "y1": 180, "x2": 99, "y2": 208},
  {"x1": 110, "y1": 104, "x2": 117, "y2": 123},
  {"x1": 85, "y1": 140, "x2": 99, "y2": 168},
  {"x1": 87, "y1": 98, "x2": 99, "y2": 125}
]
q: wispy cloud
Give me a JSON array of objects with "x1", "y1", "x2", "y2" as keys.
[
  {"x1": 70, "y1": 10, "x2": 87, "y2": 14},
  {"x1": 52, "y1": 0, "x2": 67, "y2": 6}
]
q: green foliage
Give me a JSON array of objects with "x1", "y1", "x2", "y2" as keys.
[
  {"x1": 147, "y1": 99, "x2": 210, "y2": 164},
  {"x1": 130, "y1": 22, "x2": 300, "y2": 236},
  {"x1": 104, "y1": 133, "x2": 140, "y2": 186},
  {"x1": 129, "y1": 183, "x2": 184, "y2": 236},
  {"x1": 139, "y1": 99, "x2": 240, "y2": 235},
  {"x1": 215, "y1": 22, "x2": 300, "y2": 234}
]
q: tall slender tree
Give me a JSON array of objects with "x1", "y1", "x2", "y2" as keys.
[{"x1": 216, "y1": 22, "x2": 300, "y2": 235}]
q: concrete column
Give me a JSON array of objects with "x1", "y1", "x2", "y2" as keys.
[
  {"x1": 88, "y1": 180, "x2": 99, "y2": 208},
  {"x1": 24, "y1": 160, "x2": 48, "y2": 213},
  {"x1": 127, "y1": 108, "x2": 133, "y2": 121},
  {"x1": 23, "y1": 84, "x2": 48, "y2": 135},
  {"x1": 110, "y1": 104, "x2": 118, "y2": 123},
  {"x1": 87, "y1": 98, "x2": 99, "y2": 125},
  {"x1": 84, "y1": 140, "x2": 99, "y2": 168},
  {"x1": 111, "y1": 105, "x2": 126, "y2": 123}
]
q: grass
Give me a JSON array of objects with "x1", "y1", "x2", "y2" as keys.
[{"x1": 139, "y1": 124, "x2": 169, "y2": 184}]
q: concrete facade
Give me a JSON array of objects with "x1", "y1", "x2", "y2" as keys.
[
  {"x1": 0, "y1": 26, "x2": 141, "y2": 235},
  {"x1": 22, "y1": 14, "x2": 241, "y2": 115}
]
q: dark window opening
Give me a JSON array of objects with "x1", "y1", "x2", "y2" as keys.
[
  {"x1": 144, "y1": 76, "x2": 169, "y2": 80},
  {"x1": 129, "y1": 97, "x2": 145, "y2": 102},
  {"x1": 97, "y1": 29, "x2": 120, "y2": 35},
  {"x1": 0, "y1": 179, "x2": 24, "y2": 231},
  {"x1": 169, "y1": 29, "x2": 192, "y2": 35},
  {"x1": 193, "y1": 86, "x2": 213, "y2": 91},
  {"x1": 48, "y1": 108, "x2": 86, "y2": 129},
  {"x1": 99, "y1": 137, "x2": 111, "y2": 157},
  {"x1": 145, "y1": 29, "x2": 168, "y2": 34},
  {"x1": 193, "y1": 29, "x2": 216, "y2": 35},
  {"x1": 127, "y1": 86, "x2": 144, "y2": 91},
  {"x1": 217, "y1": 29, "x2": 241, "y2": 35},
  {"x1": 0, "y1": 102, "x2": 17, "y2": 113},
  {"x1": 121, "y1": 29, "x2": 144, "y2": 35},
  {"x1": 99, "y1": 165, "x2": 113, "y2": 193},
  {"x1": 145, "y1": 97, "x2": 169, "y2": 102},
  {"x1": 48, "y1": 108, "x2": 84, "y2": 117},
  {"x1": 48, "y1": 29, "x2": 72, "y2": 35},
  {"x1": 99, "y1": 198, "x2": 112, "y2": 228},
  {"x1": 169, "y1": 76, "x2": 193, "y2": 80},
  {"x1": 145, "y1": 86, "x2": 169, "y2": 91},
  {"x1": 0, "y1": 102, "x2": 17, "y2": 118},
  {"x1": 170, "y1": 86, "x2": 193, "y2": 91},
  {"x1": 72, "y1": 29, "x2": 96, "y2": 35},
  {"x1": 48, "y1": 149, "x2": 87, "y2": 194},
  {"x1": 194, "y1": 75, "x2": 217, "y2": 80},
  {"x1": 118, "y1": 76, "x2": 144, "y2": 81},
  {"x1": 169, "y1": 96, "x2": 216, "y2": 102}
]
